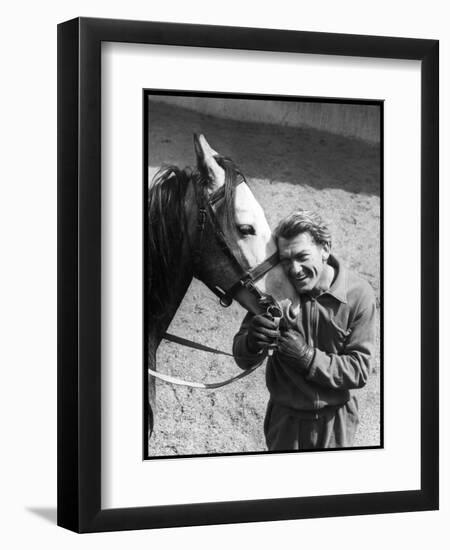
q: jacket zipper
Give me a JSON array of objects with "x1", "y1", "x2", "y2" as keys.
[{"x1": 311, "y1": 298, "x2": 320, "y2": 417}]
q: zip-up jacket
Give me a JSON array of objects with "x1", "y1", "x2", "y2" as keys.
[{"x1": 232, "y1": 255, "x2": 377, "y2": 411}]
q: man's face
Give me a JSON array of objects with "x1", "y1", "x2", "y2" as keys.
[{"x1": 278, "y1": 232, "x2": 330, "y2": 294}]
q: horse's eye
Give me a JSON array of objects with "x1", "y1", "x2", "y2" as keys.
[{"x1": 237, "y1": 224, "x2": 255, "y2": 236}]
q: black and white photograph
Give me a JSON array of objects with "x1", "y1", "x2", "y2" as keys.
[{"x1": 145, "y1": 93, "x2": 382, "y2": 458}]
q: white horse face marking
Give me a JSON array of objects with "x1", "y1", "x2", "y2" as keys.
[
  {"x1": 233, "y1": 182, "x2": 299, "y2": 312},
  {"x1": 234, "y1": 182, "x2": 273, "y2": 266}
]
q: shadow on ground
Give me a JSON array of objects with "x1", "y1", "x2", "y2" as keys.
[
  {"x1": 26, "y1": 507, "x2": 57, "y2": 525},
  {"x1": 148, "y1": 100, "x2": 380, "y2": 196}
]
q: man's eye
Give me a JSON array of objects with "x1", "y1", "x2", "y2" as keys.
[{"x1": 237, "y1": 224, "x2": 255, "y2": 236}]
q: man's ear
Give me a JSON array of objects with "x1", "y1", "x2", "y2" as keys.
[{"x1": 321, "y1": 243, "x2": 331, "y2": 262}]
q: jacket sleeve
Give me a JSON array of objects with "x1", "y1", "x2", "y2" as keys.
[
  {"x1": 305, "y1": 294, "x2": 377, "y2": 390},
  {"x1": 232, "y1": 313, "x2": 267, "y2": 370}
]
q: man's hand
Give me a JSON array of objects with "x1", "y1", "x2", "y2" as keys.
[
  {"x1": 277, "y1": 328, "x2": 315, "y2": 371},
  {"x1": 247, "y1": 314, "x2": 280, "y2": 354}
]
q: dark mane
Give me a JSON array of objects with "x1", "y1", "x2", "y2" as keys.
[
  {"x1": 147, "y1": 157, "x2": 245, "y2": 319},
  {"x1": 148, "y1": 165, "x2": 192, "y2": 318}
]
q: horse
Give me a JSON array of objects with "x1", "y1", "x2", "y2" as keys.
[{"x1": 147, "y1": 134, "x2": 299, "y2": 440}]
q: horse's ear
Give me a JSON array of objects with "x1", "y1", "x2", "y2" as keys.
[{"x1": 193, "y1": 133, "x2": 225, "y2": 191}]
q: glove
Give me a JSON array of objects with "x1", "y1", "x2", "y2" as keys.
[
  {"x1": 277, "y1": 328, "x2": 315, "y2": 372},
  {"x1": 247, "y1": 313, "x2": 280, "y2": 354}
]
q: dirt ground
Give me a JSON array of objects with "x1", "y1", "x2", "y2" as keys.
[{"x1": 147, "y1": 100, "x2": 381, "y2": 456}]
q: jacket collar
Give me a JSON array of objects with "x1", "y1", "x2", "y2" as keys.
[{"x1": 320, "y1": 255, "x2": 348, "y2": 304}]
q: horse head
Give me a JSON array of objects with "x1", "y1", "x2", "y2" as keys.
[{"x1": 191, "y1": 133, "x2": 299, "y2": 316}]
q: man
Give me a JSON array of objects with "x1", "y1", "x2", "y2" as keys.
[{"x1": 233, "y1": 210, "x2": 376, "y2": 450}]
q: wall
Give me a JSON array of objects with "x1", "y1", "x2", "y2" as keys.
[
  {"x1": 1, "y1": 1, "x2": 448, "y2": 549},
  {"x1": 151, "y1": 96, "x2": 381, "y2": 142}
]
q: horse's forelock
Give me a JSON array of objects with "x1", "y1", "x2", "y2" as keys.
[
  {"x1": 214, "y1": 156, "x2": 241, "y2": 234},
  {"x1": 213, "y1": 156, "x2": 249, "y2": 262}
]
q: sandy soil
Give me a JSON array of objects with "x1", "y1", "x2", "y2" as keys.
[{"x1": 147, "y1": 100, "x2": 381, "y2": 456}]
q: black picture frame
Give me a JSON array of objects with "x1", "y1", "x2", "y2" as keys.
[{"x1": 57, "y1": 17, "x2": 439, "y2": 533}]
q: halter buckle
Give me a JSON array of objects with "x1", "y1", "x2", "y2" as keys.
[
  {"x1": 219, "y1": 295, "x2": 233, "y2": 308},
  {"x1": 214, "y1": 285, "x2": 233, "y2": 308},
  {"x1": 240, "y1": 274, "x2": 256, "y2": 291}
]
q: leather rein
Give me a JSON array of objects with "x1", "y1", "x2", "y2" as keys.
[{"x1": 148, "y1": 163, "x2": 282, "y2": 389}]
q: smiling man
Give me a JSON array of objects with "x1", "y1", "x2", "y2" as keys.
[{"x1": 233, "y1": 210, "x2": 377, "y2": 451}]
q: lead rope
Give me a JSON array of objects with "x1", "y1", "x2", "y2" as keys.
[
  {"x1": 151, "y1": 303, "x2": 283, "y2": 390},
  {"x1": 148, "y1": 332, "x2": 264, "y2": 389}
]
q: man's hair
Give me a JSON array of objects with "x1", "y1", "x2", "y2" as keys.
[{"x1": 274, "y1": 209, "x2": 332, "y2": 248}]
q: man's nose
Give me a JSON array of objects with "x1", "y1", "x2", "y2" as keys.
[{"x1": 289, "y1": 260, "x2": 302, "y2": 276}]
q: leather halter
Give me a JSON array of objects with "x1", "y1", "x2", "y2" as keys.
[{"x1": 192, "y1": 162, "x2": 282, "y2": 317}]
